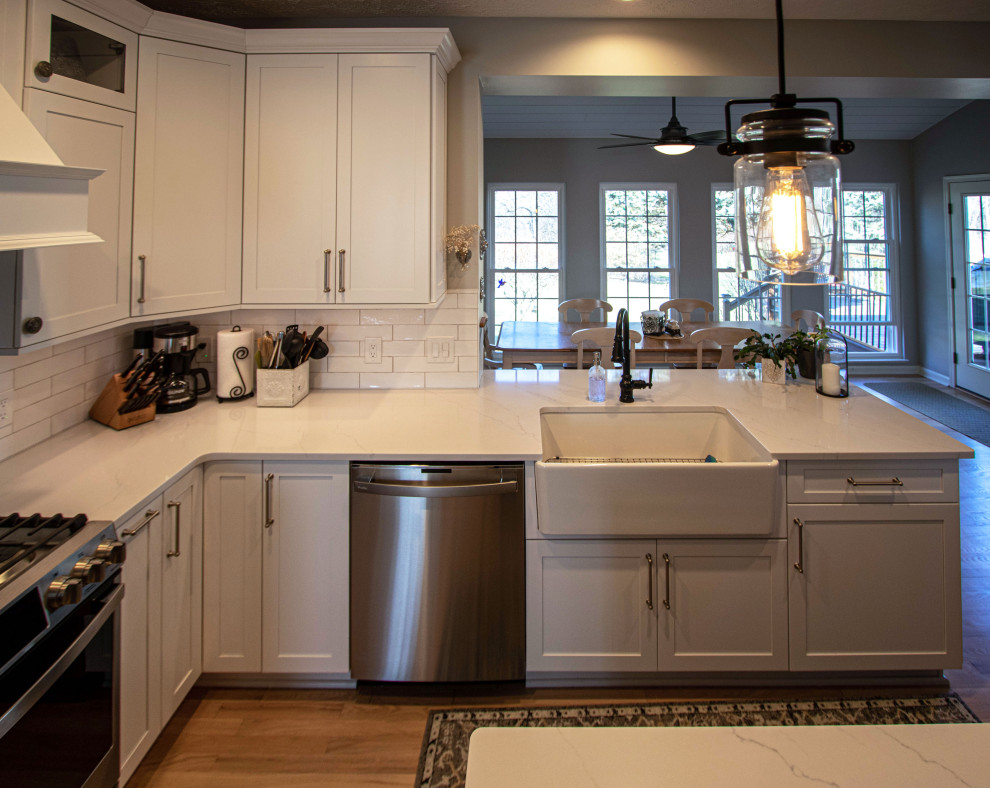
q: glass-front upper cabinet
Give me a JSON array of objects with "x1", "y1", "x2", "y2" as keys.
[{"x1": 26, "y1": 0, "x2": 137, "y2": 111}]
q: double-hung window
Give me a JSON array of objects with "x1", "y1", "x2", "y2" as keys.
[
  {"x1": 600, "y1": 184, "x2": 677, "y2": 315},
  {"x1": 828, "y1": 185, "x2": 900, "y2": 356},
  {"x1": 711, "y1": 186, "x2": 784, "y2": 321},
  {"x1": 487, "y1": 184, "x2": 563, "y2": 326}
]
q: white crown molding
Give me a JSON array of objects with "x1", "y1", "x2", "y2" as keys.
[
  {"x1": 245, "y1": 28, "x2": 461, "y2": 71},
  {"x1": 141, "y1": 10, "x2": 246, "y2": 50},
  {"x1": 65, "y1": 0, "x2": 152, "y2": 34}
]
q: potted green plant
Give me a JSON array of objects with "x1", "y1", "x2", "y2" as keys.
[
  {"x1": 736, "y1": 332, "x2": 798, "y2": 383},
  {"x1": 787, "y1": 327, "x2": 829, "y2": 379}
]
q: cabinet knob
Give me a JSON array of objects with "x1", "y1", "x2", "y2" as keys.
[
  {"x1": 22, "y1": 316, "x2": 43, "y2": 335},
  {"x1": 35, "y1": 61, "x2": 54, "y2": 79}
]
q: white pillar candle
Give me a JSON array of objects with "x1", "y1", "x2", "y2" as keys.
[{"x1": 821, "y1": 362, "x2": 842, "y2": 396}]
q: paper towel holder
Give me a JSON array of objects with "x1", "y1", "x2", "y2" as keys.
[{"x1": 217, "y1": 325, "x2": 256, "y2": 403}]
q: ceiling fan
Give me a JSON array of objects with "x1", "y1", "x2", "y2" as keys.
[{"x1": 599, "y1": 97, "x2": 726, "y2": 155}]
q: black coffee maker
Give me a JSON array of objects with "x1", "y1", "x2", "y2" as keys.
[{"x1": 153, "y1": 322, "x2": 211, "y2": 413}]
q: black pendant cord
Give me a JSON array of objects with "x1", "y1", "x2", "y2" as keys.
[{"x1": 775, "y1": 0, "x2": 786, "y2": 96}]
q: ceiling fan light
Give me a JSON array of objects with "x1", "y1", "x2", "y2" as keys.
[{"x1": 653, "y1": 143, "x2": 695, "y2": 155}]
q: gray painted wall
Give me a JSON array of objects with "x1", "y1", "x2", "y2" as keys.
[
  {"x1": 911, "y1": 100, "x2": 990, "y2": 380},
  {"x1": 485, "y1": 136, "x2": 915, "y2": 362}
]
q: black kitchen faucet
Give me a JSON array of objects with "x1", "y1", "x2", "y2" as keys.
[{"x1": 611, "y1": 308, "x2": 653, "y2": 403}]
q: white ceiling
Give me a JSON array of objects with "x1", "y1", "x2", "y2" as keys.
[
  {"x1": 482, "y1": 95, "x2": 973, "y2": 141},
  {"x1": 141, "y1": 0, "x2": 990, "y2": 22}
]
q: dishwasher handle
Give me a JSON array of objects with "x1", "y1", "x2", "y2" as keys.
[{"x1": 352, "y1": 479, "x2": 518, "y2": 498}]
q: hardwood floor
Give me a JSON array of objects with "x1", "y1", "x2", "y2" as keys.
[{"x1": 128, "y1": 378, "x2": 990, "y2": 787}]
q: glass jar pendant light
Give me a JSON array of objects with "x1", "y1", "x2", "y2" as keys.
[{"x1": 717, "y1": 0, "x2": 855, "y2": 285}]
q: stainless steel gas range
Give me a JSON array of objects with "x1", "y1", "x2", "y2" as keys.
[{"x1": 0, "y1": 513, "x2": 126, "y2": 788}]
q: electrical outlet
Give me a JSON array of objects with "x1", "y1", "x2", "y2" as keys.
[
  {"x1": 427, "y1": 337, "x2": 455, "y2": 364},
  {"x1": 365, "y1": 337, "x2": 382, "y2": 364},
  {"x1": 196, "y1": 337, "x2": 213, "y2": 364},
  {"x1": 0, "y1": 397, "x2": 9, "y2": 427}
]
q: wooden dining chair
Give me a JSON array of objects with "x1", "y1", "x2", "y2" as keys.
[
  {"x1": 792, "y1": 309, "x2": 827, "y2": 332},
  {"x1": 688, "y1": 327, "x2": 758, "y2": 369},
  {"x1": 658, "y1": 298, "x2": 716, "y2": 322},
  {"x1": 481, "y1": 314, "x2": 538, "y2": 370},
  {"x1": 558, "y1": 299, "x2": 613, "y2": 323},
  {"x1": 571, "y1": 327, "x2": 640, "y2": 369}
]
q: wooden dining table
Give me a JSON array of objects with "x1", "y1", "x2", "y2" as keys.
[{"x1": 494, "y1": 320, "x2": 788, "y2": 369}]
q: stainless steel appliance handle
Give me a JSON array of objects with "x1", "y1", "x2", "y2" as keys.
[
  {"x1": 121, "y1": 508, "x2": 159, "y2": 538},
  {"x1": 846, "y1": 476, "x2": 903, "y2": 487},
  {"x1": 137, "y1": 254, "x2": 147, "y2": 304},
  {"x1": 793, "y1": 518, "x2": 804, "y2": 573},
  {"x1": 662, "y1": 552, "x2": 671, "y2": 610},
  {"x1": 167, "y1": 500, "x2": 181, "y2": 557},
  {"x1": 323, "y1": 249, "x2": 333, "y2": 293},
  {"x1": 0, "y1": 584, "x2": 123, "y2": 738},
  {"x1": 264, "y1": 473, "x2": 275, "y2": 528},
  {"x1": 645, "y1": 553, "x2": 654, "y2": 610},
  {"x1": 352, "y1": 479, "x2": 518, "y2": 498},
  {"x1": 338, "y1": 249, "x2": 346, "y2": 293}
]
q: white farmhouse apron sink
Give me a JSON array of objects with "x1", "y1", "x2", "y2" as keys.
[{"x1": 535, "y1": 407, "x2": 779, "y2": 536}]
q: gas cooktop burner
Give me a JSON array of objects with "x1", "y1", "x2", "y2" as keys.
[{"x1": 0, "y1": 513, "x2": 91, "y2": 590}]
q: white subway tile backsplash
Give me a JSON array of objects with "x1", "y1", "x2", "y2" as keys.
[
  {"x1": 293, "y1": 309, "x2": 360, "y2": 326},
  {"x1": 361, "y1": 309, "x2": 425, "y2": 326},
  {"x1": 0, "y1": 370, "x2": 12, "y2": 393},
  {"x1": 310, "y1": 372, "x2": 359, "y2": 389},
  {"x1": 13, "y1": 386, "x2": 84, "y2": 431},
  {"x1": 13, "y1": 379, "x2": 51, "y2": 410},
  {"x1": 0, "y1": 419, "x2": 52, "y2": 463},
  {"x1": 427, "y1": 307, "x2": 477, "y2": 325},
  {"x1": 361, "y1": 372, "x2": 424, "y2": 389},
  {"x1": 383, "y1": 340, "x2": 425, "y2": 357},
  {"x1": 425, "y1": 371, "x2": 478, "y2": 388},
  {"x1": 327, "y1": 356, "x2": 395, "y2": 373},
  {"x1": 326, "y1": 325, "x2": 394, "y2": 341},
  {"x1": 15, "y1": 350, "x2": 82, "y2": 389}
]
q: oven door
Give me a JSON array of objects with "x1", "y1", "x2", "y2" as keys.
[{"x1": 0, "y1": 578, "x2": 122, "y2": 788}]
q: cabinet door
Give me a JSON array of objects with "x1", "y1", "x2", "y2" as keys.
[
  {"x1": 132, "y1": 38, "x2": 243, "y2": 316},
  {"x1": 18, "y1": 90, "x2": 133, "y2": 346},
  {"x1": 788, "y1": 503, "x2": 962, "y2": 671},
  {"x1": 203, "y1": 461, "x2": 263, "y2": 673},
  {"x1": 657, "y1": 539, "x2": 788, "y2": 672},
  {"x1": 336, "y1": 53, "x2": 431, "y2": 304},
  {"x1": 243, "y1": 54, "x2": 337, "y2": 304},
  {"x1": 25, "y1": 0, "x2": 137, "y2": 111},
  {"x1": 430, "y1": 58, "x2": 447, "y2": 303},
  {"x1": 262, "y1": 461, "x2": 349, "y2": 673},
  {"x1": 526, "y1": 539, "x2": 657, "y2": 673},
  {"x1": 118, "y1": 501, "x2": 163, "y2": 786},
  {"x1": 160, "y1": 466, "x2": 203, "y2": 722}
]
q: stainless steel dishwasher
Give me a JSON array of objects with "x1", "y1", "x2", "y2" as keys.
[{"x1": 350, "y1": 462, "x2": 525, "y2": 682}]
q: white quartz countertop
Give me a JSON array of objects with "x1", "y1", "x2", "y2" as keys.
[
  {"x1": 0, "y1": 369, "x2": 972, "y2": 523},
  {"x1": 465, "y1": 723, "x2": 990, "y2": 787}
]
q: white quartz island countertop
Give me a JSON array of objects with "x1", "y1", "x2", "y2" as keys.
[{"x1": 0, "y1": 369, "x2": 973, "y2": 523}]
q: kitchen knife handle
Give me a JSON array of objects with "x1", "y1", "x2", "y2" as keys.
[
  {"x1": 662, "y1": 553, "x2": 671, "y2": 610},
  {"x1": 137, "y1": 255, "x2": 147, "y2": 304},
  {"x1": 264, "y1": 473, "x2": 275, "y2": 528},
  {"x1": 122, "y1": 509, "x2": 160, "y2": 538},
  {"x1": 323, "y1": 249, "x2": 333, "y2": 293},
  {"x1": 166, "y1": 500, "x2": 181, "y2": 557},
  {"x1": 338, "y1": 250, "x2": 346, "y2": 293}
]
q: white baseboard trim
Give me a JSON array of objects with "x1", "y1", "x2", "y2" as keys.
[
  {"x1": 921, "y1": 367, "x2": 951, "y2": 386},
  {"x1": 850, "y1": 363, "x2": 923, "y2": 377}
]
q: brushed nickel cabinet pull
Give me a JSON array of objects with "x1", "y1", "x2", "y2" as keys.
[
  {"x1": 137, "y1": 255, "x2": 147, "y2": 304},
  {"x1": 121, "y1": 508, "x2": 159, "y2": 538},
  {"x1": 645, "y1": 553, "x2": 654, "y2": 610},
  {"x1": 846, "y1": 476, "x2": 903, "y2": 487},
  {"x1": 338, "y1": 249, "x2": 346, "y2": 293},
  {"x1": 264, "y1": 473, "x2": 275, "y2": 528},
  {"x1": 166, "y1": 500, "x2": 181, "y2": 557},
  {"x1": 793, "y1": 518, "x2": 804, "y2": 573},
  {"x1": 662, "y1": 552, "x2": 671, "y2": 610},
  {"x1": 323, "y1": 249, "x2": 333, "y2": 293}
]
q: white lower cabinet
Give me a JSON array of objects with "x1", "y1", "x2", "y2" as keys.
[
  {"x1": 203, "y1": 460, "x2": 349, "y2": 675},
  {"x1": 788, "y1": 503, "x2": 962, "y2": 671},
  {"x1": 526, "y1": 538, "x2": 788, "y2": 674},
  {"x1": 118, "y1": 466, "x2": 201, "y2": 785}
]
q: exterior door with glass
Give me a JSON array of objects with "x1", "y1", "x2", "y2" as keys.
[{"x1": 949, "y1": 178, "x2": 990, "y2": 399}]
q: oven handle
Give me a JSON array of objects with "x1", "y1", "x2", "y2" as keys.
[{"x1": 0, "y1": 584, "x2": 123, "y2": 739}]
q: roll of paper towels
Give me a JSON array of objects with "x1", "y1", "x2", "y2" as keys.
[{"x1": 216, "y1": 326, "x2": 255, "y2": 400}]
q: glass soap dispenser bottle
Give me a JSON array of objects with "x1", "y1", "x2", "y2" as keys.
[{"x1": 588, "y1": 351, "x2": 607, "y2": 402}]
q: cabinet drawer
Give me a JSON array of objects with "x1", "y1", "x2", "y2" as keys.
[{"x1": 786, "y1": 460, "x2": 957, "y2": 504}]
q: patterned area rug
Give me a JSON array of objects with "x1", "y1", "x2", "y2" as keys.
[
  {"x1": 864, "y1": 381, "x2": 990, "y2": 448},
  {"x1": 415, "y1": 695, "x2": 980, "y2": 788}
]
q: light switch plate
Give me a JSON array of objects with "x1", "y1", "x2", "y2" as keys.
[{"x1": 428, "y1": 336, "x2": 455, "y2": 364}]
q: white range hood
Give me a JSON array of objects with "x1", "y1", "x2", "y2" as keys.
[{"x1": 0, "y1": 83, "x2": 103, "y2": 252}]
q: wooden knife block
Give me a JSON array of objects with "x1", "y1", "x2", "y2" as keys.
[{"x1": 90, "y1": 373, "x2": 156, "y2": 430}]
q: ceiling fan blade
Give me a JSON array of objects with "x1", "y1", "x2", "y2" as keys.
[
  {"x1": 597, "y1": 140, "x2": 661, "y2": 149},
  {"x1": 686, "y1": 130, "x2": 728, "y2": 144},
  {"x1": 608, "y1": 133, "x2": 660, "y2": 141}
]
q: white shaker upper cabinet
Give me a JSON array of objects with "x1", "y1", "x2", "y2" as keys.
[
  {"x1": 242, "y1": 51, "x2": 443, "y2": 306},
  {"x1": 132, "y1": 38, "x2": 244, "y2": 316}
]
